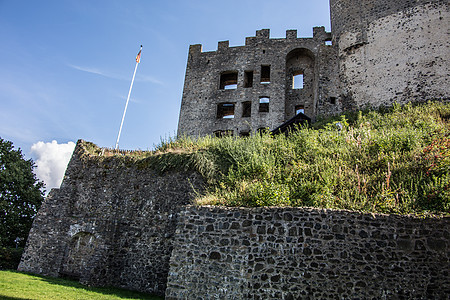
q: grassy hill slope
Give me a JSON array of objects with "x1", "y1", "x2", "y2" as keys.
[{"x1": 87, "y1": 101, "x2": 449, "y2": 215}]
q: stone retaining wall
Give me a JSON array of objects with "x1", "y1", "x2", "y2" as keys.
[{"x1": 166, "y1": 206, "x2": 449, "y2": 299}]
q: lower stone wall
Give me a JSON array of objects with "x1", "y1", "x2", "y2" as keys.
[
  {"x1": 166, "y1": 206, "x2": 449, "y2": 299},
  {"x1": 18, "y1": 141, "x2": 204, "y2": 296}
]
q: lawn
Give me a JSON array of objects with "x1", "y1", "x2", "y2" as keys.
[{"x1": 0, "y1": 270, "x2": 162, "y2": 300}]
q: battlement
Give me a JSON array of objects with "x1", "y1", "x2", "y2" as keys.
[{"x1": 189, "y1": 27, "x2": 332, "y2": 55}]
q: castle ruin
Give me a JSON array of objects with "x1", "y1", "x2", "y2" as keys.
[
  {"x1": 19, "y1": 0, "x2": 449, "y2": 298},
  {"x1": 178, "y1": 0, "x2": 448, "y2": 137}
]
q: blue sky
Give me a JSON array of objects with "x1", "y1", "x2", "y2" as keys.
[{"x1": 0, "y1": 0, "x2": 330, "y2": 190}]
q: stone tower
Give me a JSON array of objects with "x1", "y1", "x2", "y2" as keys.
[{"x1": 330, "y1": 0, "x2": 449, "y2": 110}]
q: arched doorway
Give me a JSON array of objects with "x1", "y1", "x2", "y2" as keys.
[
  {"x1": 285, "y1": 48, "x2": 315, "y2": 120},
  {"x1": 59, "y1": 232, "x2": 98, "y2": 280}
]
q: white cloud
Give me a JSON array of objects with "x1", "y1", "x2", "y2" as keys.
[{"x1": 31, "y1": 140, "x2": 76, "y2": 192}]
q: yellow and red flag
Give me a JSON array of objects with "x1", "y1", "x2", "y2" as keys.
[{"x1": 136, "y1": 45, "x2": 142, "y2": 63}]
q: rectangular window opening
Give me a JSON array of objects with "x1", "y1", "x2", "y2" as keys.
[
  {"x1": 259, "y1": 97, "x2": 269, "y2": 113},
  {"x1": 293, "y1": 73, "x2": 304, "y2": 89},
  {"x1": 260, "y1": 65, "x2": 270, "y2": 84},
  {"x1": 295, "y1": 105, "x2": 305, "y2": 115},
  {"x1": 217, "y1": 103, "x2": 235, "y2": 119},
  {"x1": 330, "y1": 97, "x2": 336, "y2": 105},
  {"x1": 244, "y1": 71, "x2": 253, "y2": 88},
  {"x1": 325, "y1": 40, "x2": 332, "y2": 46},
  {"x1": 219, "y1": 72, "x2": 238, "y2": 90},
  {"x1": 242, "y1": 101, "x2": 251, "y2": 117}
]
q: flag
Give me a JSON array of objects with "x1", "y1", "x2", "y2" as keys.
[{"x1": 136, "y1": 46, "x2": 142, "y2": 63}]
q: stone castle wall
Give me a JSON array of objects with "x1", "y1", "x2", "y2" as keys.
[
  {"x1": 330, "y1": 0, "x2": 449, "y2": 109},
  {"x1": 18, "y1": 140, "x2": 205, "y2": 296},
  {"x1": 177, "y1": 28, "x2": 341, "y2": 138},
  {"x1": 166, "y1": 206, "x2": 449, "y2": 299},
  {"x1": 178, "y1": 0, "x2": 449, "y2": 137}
]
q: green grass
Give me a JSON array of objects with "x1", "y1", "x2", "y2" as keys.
[
  {"x1": 84, "y1": 101, "x2": 450, "y2": 216},
  {"x1": 0, "y1": 271, "x2": 162, "y2": 300}
]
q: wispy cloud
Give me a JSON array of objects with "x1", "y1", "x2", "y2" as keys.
[
  {"x1": 67, "y1": 63, "x2": 164, "y2": 85},
  {"x1": 136, "y1": 74, "x2": 164, "y2": 85},
  {"x1": 67, "y1": 63, "x2": 123, "y2": 80}
]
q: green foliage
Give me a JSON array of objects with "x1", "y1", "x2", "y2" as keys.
[
  {"x1": 0, "y1": 138, "x2": 44, "y2": 248},
  {"x1": 83, "y1": 102, "x2": 450, "y2": 215},
  {"x1": 0, "y1": 247, "x2": 23, "y2": 270},
  {"x1": 0, "y1": 270, "x2": 162, "y2": 299}
]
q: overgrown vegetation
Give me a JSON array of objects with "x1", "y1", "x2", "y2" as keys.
[
  {"x1": 0, "y1": 138, "x2": 44, "y2": 270},
  {"x1": 0, "y1": 271, "x2": 162, "y2": 299},
  {"x1": 86, "y1": 102, "x2": 449, "y2": 215}
]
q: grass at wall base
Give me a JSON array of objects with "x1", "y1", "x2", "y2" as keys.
[
  {"x1": 0, "y1": 271, "x2": 162, "y2": 300},
  {"x1": 86, "y1": 101, "x2": 449, "y2": 216}
]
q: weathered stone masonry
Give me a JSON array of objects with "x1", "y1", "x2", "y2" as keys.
[
  {"x1": 18, "y1": 141, "x2": 205, "y2": 296},
  {"x1": 166, "y1": 206, "x2": 449, "y2": 299},
  {"x1": 330, "y1": 0, "x2": 449, "y2": 110},
  {"x1": 178, "y1": 0, "x2": 449, "y2": 137},
  {"x1": 177, "y1": 27, "x2": 340, "y2": 138},
  {"x1": 19, "y1": 0, "x2": 450, "y2": 298}
]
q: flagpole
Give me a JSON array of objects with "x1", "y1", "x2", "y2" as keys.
[{"x1": 115, "y1": 45, "x2": 142, "y2": 150}]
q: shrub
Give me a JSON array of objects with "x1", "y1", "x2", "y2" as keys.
[{"x1": 0, "y1": 247, "x2": 23, "y2": 270}]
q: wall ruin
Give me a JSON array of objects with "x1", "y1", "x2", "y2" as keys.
[
  {"x1": 178, "y1": 0, "x2": 449, "y2": 137},
  {"x1": 18, "y1": 141, "x2": 449, "y2": 298},
  {"x1": 18, "y1": 140, "x2": 204, "y2": 296},
  {"x1": 177, "y1": 28, "x2": 340, "y2": 138}
]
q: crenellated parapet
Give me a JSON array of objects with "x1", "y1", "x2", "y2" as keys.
[{"x1": 188, "y1": 28, "x2": 332, "y2": 55}]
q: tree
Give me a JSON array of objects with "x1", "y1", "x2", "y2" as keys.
[{"x1": 0, "y1": 138, "x2": 44, "y2": 248}]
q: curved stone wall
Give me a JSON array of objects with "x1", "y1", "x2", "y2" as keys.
[{"x1": 330, "y1": 0, "x2": 449, "y2": 109}]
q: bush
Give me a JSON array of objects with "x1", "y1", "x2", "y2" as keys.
[{"x1": 0, "y1": 247, "x2": 23, "y2": 270}]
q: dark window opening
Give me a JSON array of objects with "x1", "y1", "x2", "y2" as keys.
[
  {"x1": 219, "y1": 72, "x2": 238, "y2": 89},
  {"x1": 330, "y1": 97, "x2": 336, "y2": 105},
  {"x1": 293, "y1": 72, "x2": 304, "y2": 89},
  {"x1": 214, "y1": 130, "x2": 233, "y2": 137},
  {"x1": 260, "y1": 65, "x2": 270, "y2": 83},
  {"x1": 242, "y1": 101, "x2": 251, "y2": 117},
  {"x1": 239, "y1": 131, "x2": 250, "y2": 137},
  {"x1": 259, "y1": 97, "x2": 269, "y2": 113},
  {"x1": 244, "y1": 71, "x2": 253, "y2": 88},
  {"x1": 217, "y1": 103, "x2": 235, "y2": 119},
  {"x1": 295, "y1": 105, "x2": 305, "y2": 115}
]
